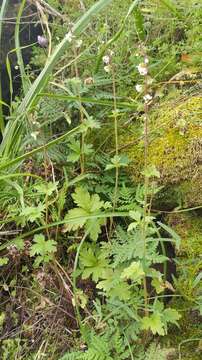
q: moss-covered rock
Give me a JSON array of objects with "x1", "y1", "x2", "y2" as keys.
[
  {"x1": 166, "y1": 212, "x2": 202, "y2": 298},
  {"x1": 160, "y1": 212, "x2": 202, "y2": 360},
  {"x1": 123, "y1": 95, "x2": 202, "y2": 208},
  {"x1": 167, "y1": 212, "x2": 202, "y2": 258}
]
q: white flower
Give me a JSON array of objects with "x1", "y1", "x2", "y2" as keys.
[
  {"x1": 104, "y1": 65, "x2": 111, "y2": 73},
  {"x1": 143, "y1": 94, "x2": 152, "y2": 103},
  {"x1": 135, "y1": 84, "x2": 143, "y2": 93},
  {"x1": 75, "y1": 39, "x2": 83, "y2": 48},
  {"x1": 137, "y1": 63, "x2": 148, "y2": 76},
  {"x1": 32, "y1": 120, "x2": 40, "y2": 127},
  {"x1": 65, "y1": 31, "x2": 74, "y2": 43},
  {"x1": 103, "y1": 55, "x2": 110, "y2": 65},
  {"x1": 37, "y1": 35, "x2": 48, "y2": 48},
  {"x1": 144, "y1": 57, "x2": 149, "y2": 64},
  {"x1": 31, "y1": 131, "x2": 39, "y2": 140}
]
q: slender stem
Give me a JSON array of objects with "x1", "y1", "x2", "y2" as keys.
[
  {"x1": 109, "y1": 65, "x2": 119, "y2": 236},
  {"x1": 142, "y1": 72, "x2": 149, "y2": 316},
  {"x1": 112, "y1": 66, "x2": 119, "y2": 206},
  {"x1": 44, "y1": 150, "x2": 50, "y2": 239},
  {"x1": 73, "y1": 47, "x2": 85, "y2": 174},
  {"x1": 73, "y1": 230, "x2": 89, "y2": 339}
]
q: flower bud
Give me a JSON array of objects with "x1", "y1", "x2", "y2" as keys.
[{"x1": 37, "y1": 35, "x2": 48, "y2": 48}]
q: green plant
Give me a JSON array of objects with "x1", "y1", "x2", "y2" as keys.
[
  {"x1": 0, "y1": 0, "x2": 201, "y2": 358},
  {"x1": 30, "y1": 233, "x2": 57, "y2": 267},
  {"x1": 60, "y1": 331, "x2": 129, "y2": 360},
  {"x1": 64, "y1": 186, "x2": 110, "y2": 241}
]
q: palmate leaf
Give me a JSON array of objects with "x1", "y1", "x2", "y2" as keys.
[
  {"x1": 72, "y1": 187, "x2": 91, "y2": 209},
  {"x1": 64, "y1": 187, "x2": 106, "y2": 241},
  {"x1": 72, "y1": 187, "x2": 104, "y2": 212},
  {"x1": 30, "y1": 234, "x2": 57, "y2": 257},
  {"x1": 30, "y1": 234, "x2": 57, "y2": 267},
  {"x1": 85, "y1": 218, "x2": 106, "y2": 241},
  {"x1": 163, "y1": 308, "x2": 181, "y2": 325},
  {"x1": 19, "y1": 202, "x2": 45, "y2": 225},
  {"x1": 141, "y1": 313, "x2": 165, "y2": 336},
  {"x1": 64, "y1": 208, "x2": 89, "y2": 231},
  {"x1": 80, "y1": 247, "x2": 109, "y2": 282},
  {"x1": 97, "y1": 269, "x2": 132, "y2": 301},
  {"x1": 141, "y1": 306, "x2": 181, "y2": 336}
]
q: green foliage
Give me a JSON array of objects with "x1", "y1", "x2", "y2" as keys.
[
  {"x1": 137, "y1": 343, "x2": 174, "y2": 360},
  {"x1": 0, "y1": 0, "x2": 201, "y2": 358},
  {"x1": 18, "y1": 203, "x2": 45, "y2": 226},
  {"x1": 141, "y1": 304, "x2": 181, "y2": 336},
  {"x1": 34, "y1": 181, "x2": 58, "y2": 196},
  {"x1": 68, "y1": 140, "x2": 94, "y2": 163},
  {"x1": 64, "y1": 187, "x2": 109, "y2": 241},
  {"x1": 79, "y1": 245, "x2": 109, "y2": 282},
  {"x1": 60, "y1": 330, "x2": 129, "y2": 360},
  {"x1": 30, "y1": 234, "x2": 57, "y2": 267},
  {"x1": 0, "y1": 257, "x2": 9, "y2": 266}
]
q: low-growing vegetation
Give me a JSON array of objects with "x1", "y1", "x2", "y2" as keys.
[{"x1": 0, "y1": 0, "x2": 201, "y2": 359}]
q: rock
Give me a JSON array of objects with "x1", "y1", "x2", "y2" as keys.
[
  {"x1": 0, "y1": 0, "x2": 41, "y2": 107},
  {"x1": 123, "y1": 94, "x2": 202, "y2": 208},
  {"x1": 0, "y1": 0, "x2": 40, "y2": 65}
]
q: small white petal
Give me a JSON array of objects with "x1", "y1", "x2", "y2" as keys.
[
  {"x1": 135, "y1": 84, "x2": 143, "y2": 93},
  {"x1": 103, "y1": 55, "x2": 110, "y2": 65},
  {"x1": 104, "y1": 65, "x2": 111, "y2": 73},
  {"x1": 143, "y1": 94, "x2": 152, "y2": 102},
  {"x1": 31, "y1": 131, "x2": 39, "y2": 140},
  {"x1": 75, "y1": 39, "x2": 83, "y2": 48},
  {"x1": 65, "y1": 31, "x2": 74, "y2": 43},
  {"x1": 137, "y1": 63, "x2": 148, "y2": 76}
]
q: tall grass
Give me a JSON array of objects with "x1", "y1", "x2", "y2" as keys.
[
  {"x1": 0, "y1": 0, "x2": 113, "y2": 161},
  {"x1": 0, "y1": 0, "x2": 9, "y2": 134}
]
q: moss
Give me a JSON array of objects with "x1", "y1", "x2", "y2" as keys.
[
  {"x1": 167, "y1": 213, "x2": 202, "y2": 257},
  {"x1": 161, "y1": 213, "x2": 202, "y2": 359},
  {"x1": 123, "y1": 95, "x2": 202, "y2": 207},
  {"x1": 166, "y1": 212, "x2": 202, "y2": 309},
  {"x1": 162, "y1": 297, "x2": 202, "y2": 360}
]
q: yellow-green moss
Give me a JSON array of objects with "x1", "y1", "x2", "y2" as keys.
[
  {"x1": 167, "y1": 213, "x2": 202, "y2": 257},
  {"x1": 166, "y1": 212, "x2": 202, "y2": 302},
  {"x1": 123, "y1": 95, "x2": 202, "y2": 207},
  {"x1": 161, "y1": 213, "x2": 202, "y2": 359},
  {"x1": 162, "y1": 296, "x2": 202, "y2": 360}
]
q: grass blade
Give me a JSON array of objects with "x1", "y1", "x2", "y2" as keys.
[{"x1": 0, "y1": 0, "x2": 113, "y2": 158}]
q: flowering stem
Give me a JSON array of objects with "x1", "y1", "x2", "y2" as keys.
[
  {"x1": 112, "y1": 66, "x2": 119, "y2": 210},
  {"x1": 109, "y1": 64, "x2": 119, "y2": 236},
  {"x1": 142, "y1": 60, "x2": 150, "y2": 317},
  {"x1": 73, "y1": 46, "x2": 85, "y2": 174}
]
